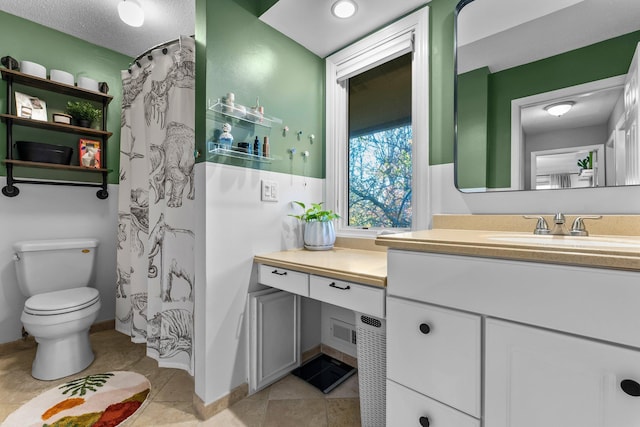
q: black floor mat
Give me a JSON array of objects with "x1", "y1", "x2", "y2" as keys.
[{"x1": 292, "y1": 353, "x2": 357, "y2": 394}]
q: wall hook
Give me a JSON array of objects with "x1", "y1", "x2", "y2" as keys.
[
  {"x1": 309, "y1": 134, "x2": 315, "y2": 144},
  {"x1": 297, "y1": 130, "x2": 303, "y2": 141},
  {"x1": 283, "y1": 126, "x2": 290, "y2": 137}
]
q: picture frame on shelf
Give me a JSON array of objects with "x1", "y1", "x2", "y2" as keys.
[
  {"x1": 14, "y1": 91, "x2": 47, "y2": 121},
  {"x1": 78, "y1": 138, "x2": 101, "y2": 168}
]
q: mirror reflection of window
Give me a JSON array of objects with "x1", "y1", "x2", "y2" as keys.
[{"x1": 532, "y1": 148, "x2": 602, "y2": 190}]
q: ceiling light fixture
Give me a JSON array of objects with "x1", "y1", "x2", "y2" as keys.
[
  {"x1": 544, "y1": 101, "x2": 575, "y2": 117},
  {"x1": 331, "y1": 0, "x2": 358, "y2": 19},
  {"x1": 118, "y1": 0, "x2": 145, "y2": 27}
]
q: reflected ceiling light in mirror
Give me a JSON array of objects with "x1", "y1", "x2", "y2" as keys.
[
  {"x1": 331, "y1": 0, "x2": 358, "y2": 19},
  {"x1": 118, "y1": 0, "x2": 145, "y2": 27},
  {"x1": 544, "y1": 101, "x2": 575, "y2": 117}
]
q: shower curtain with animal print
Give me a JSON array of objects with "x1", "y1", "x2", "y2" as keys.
[{"x1": 116, "y1": 35, "x2": 195, "y2": 374}]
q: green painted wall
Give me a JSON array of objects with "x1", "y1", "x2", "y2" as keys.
[
  {"x1": 457, "y1": 66, "x2": 488, "y2": 188},
  {"x1": 429, "y1": 0, "x2": 458, "y2": 166},
  {"x1": 485, "y1": 30, "x2": 640, "y2": 188},
  {"x1": 200, "y1": 0, "x2": 325, "y2": 178},
  {"x1": 0, "y1": 11, "x2": 129, "y2": 185}
]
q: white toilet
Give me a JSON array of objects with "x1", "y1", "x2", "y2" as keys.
[{"x1": 13, "y1": 238, "x2": 101, "y2": 380}]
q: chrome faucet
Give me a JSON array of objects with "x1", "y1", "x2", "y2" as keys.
[
  {"x1": 550, "y1": 213, "x2": 569, "y2": 235},
  {"x1": 524, "y1": 213, "x2": 602, "y2": 236}
]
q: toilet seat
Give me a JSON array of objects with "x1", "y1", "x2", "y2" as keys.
[{"x1": 24, "y1": 288, "x2": 100, "y2": 316}]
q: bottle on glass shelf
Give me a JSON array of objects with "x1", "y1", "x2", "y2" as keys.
[
  {"x1": 253, "y1": 136, "x2": 262, "y2": 156},
  {"x1": 262, "y1": 136, "x2": 270, "y2": 157}
]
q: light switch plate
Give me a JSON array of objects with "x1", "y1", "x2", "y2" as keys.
[{"x1": 261, "y1": 179, "x2": 278, "y2": 202}]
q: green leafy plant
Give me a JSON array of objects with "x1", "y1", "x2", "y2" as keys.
[
  {"x1": 577, "y1": 154, "x2": 592, "y2": 170},
  {"x1": 66, "y1": 101, "x2": 101, "y2": 123},
  {"x1": 289, "y1": 201, "x2": 340, "y2": 222}
]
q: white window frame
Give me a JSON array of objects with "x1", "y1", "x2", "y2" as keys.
[{"x1": 325, "y1": 7, "x2": 430, "y2": 237}]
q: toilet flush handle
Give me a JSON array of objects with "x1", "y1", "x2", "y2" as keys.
[{"x1": 12, "y1": 253, "x2": 20, "y2": 261}]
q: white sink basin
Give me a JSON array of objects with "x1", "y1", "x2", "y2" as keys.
[{"x1": 487, "y1": 235, "x2": 640, "y2": 249}]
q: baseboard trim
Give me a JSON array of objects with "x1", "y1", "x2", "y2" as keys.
[
  {"x1": 193, "y1": 383, "x2": 249, "y2": 421},
  {"x1": 90, "y1": 319, "x2": 116, "y2": 334},
  {"x1": 320, "y1": 344, "x2": 358, "y2": 368},
  {"x1": 302, "y1": 345, "x2": 321, "y2": 363},
  {"x1": 0, "y1": 319, "x2": 116, "y2": 356}
]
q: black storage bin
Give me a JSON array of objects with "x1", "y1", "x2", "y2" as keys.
[{"x1": 16, "y1": 141, "x2": 73, "y2": 165}]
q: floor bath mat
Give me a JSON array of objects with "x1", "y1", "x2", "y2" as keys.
[{"x1": 1, "y1": 371, "x2": 150, "y2": 427}]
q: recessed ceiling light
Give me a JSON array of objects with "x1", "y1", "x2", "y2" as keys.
[
  {"x1": 331, "y1": 0, "x2": 358, "y2": 19},
  {"x1": 118, "y1": 0, "x2": 145, "y2": 27},
  {"x1": 544, "y1": 101, "x2": 575, "y2": 117}
]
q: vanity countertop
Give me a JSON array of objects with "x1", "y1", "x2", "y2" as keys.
[
  {"x1": 254, "y1": 247, "x2": 387, "y2": 288},
  {"x1": 376, "y1": 228, "x2": 640, "y2": 272}
]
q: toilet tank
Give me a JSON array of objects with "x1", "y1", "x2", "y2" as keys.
[{"x1": 13, "y1": 238, "x2": 99, "y2": 297}]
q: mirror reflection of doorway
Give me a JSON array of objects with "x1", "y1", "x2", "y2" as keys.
[{"x1": 531, "y1": 144, "x2": 605, "y2": 190}]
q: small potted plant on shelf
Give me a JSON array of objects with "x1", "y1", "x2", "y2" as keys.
[
  {"x1": 66, "y1": 101, "x2": 101, "y2": 128},
  {"x1": 289, "y1": 201, "x2": 340, "y2": 251},
  {"x1": 577, "y1": 154, "x2": 593, "y2": 177}
]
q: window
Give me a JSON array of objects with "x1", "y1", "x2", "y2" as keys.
[
  {"x1": 326, "y1": 8, "x2": 429, "y2": 236},
  {"x1": 348, "y1": 54, "x2": 412, "y2": 228}
]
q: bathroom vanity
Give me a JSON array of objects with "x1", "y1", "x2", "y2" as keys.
[
  {"x1": 253, "y1": 247, "x2": 387, "y2": 424},
  {"x1": 378, "y1": 224, "x2": 640, "y2": 427}
]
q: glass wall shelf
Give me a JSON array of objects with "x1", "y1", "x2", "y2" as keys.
[
  {"x1": 207, "y1": 99, "x2": 282, "y2": 129},
  {"x1": 207, "y1": 143, "x2": 273, "y2": 163}
]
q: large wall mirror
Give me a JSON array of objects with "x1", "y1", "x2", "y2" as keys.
[{"x1": 455, "y1": 0, "x2": 640, "y2": 192}]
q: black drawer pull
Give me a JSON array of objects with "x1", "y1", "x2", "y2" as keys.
[
  {"x1": 329, "y1": 282, "x2": 351, "y2": 290},
  {"x1": 621, "y1": 379, "x2": 640, "y2": 396},
  {"x1": 419, "y1": 323, "x2": 431, "y2": 334},
  {"x1": 419, "y1": 416, "x2": 430, "y2": 426},
  {"x1": 271, "y1": 270, "x2": 287, "y2": 276}
]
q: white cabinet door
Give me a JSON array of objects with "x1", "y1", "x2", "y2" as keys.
[
  {"x1": 387, "y1": 379, "x2": 480, "y2": 427},
  {"x1": 248, "y1": 289, "x2": 300, "y2": 394},
  {"x1": 486, "y1": 318, "x2": 640, "y2": 427},
  {"x1": 387, "y1": 297, "x2": 481, "y2": 418}
]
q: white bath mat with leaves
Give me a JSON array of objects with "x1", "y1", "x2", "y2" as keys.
[{"x1": 1, "y1": 371, "x2": 150, "y2": 427}]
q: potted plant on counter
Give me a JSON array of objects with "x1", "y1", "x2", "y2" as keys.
[
  {"x1": 289, "y1": 201, "x2": 340, "y2": 250},
  {"x1": 66, "y1": 101, "x2": 101, "y2": 128}
]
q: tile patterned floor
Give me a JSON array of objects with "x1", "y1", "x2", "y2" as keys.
[{"x1": 0, "y1": 329, "x2": 361, "y2": 426}]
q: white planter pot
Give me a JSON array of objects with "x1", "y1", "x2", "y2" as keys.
[{"x1": 304, "y1": 221, "x2": 336, "y2": 251}]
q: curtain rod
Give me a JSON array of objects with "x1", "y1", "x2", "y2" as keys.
[{"x1": 129, "y1": 35, "x2": 194, "y2": 71}]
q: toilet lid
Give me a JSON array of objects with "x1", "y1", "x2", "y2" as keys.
[{"x1": 24, "y1": 288, "x2": 100, "y2": 315}]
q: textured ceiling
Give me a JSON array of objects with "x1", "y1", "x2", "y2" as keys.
[{"x1": 0, "y1": 0, "x2": 195, "y2": 60}]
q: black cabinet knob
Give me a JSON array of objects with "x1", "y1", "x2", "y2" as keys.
[
  {"x1": 621, "y1": 379, "x2": 640, "y2": 396},
  {"x1": 419, "y1": 416, "x2": 430, "y2": 426},
  {"x1": 419, "y1": 323, "x2": 431, "y2": 334}
]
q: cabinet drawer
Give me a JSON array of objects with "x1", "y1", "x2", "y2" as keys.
[
  {"x1": 309, "y1": 275, "x2": 385, "y2": 317},
  {"x1": 388, "y1": 250, "x2": 640, "y2": 348},
  {"x1": 387, "y1": 297, "x2": 481, "y2": 418},
  {"x1": 258, "y1": 265, "x2": 309, "y2": 297},
  {"x1": 387, "y1": 380, "x2": 480, "y2": 427}
]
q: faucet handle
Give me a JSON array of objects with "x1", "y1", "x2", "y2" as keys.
[
  {"x1": 523, "y1": 215, "x2": 550, "y2": 235},
  {"x1": 570, "y1": 215, "x2": 603, "y2": 236}
]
